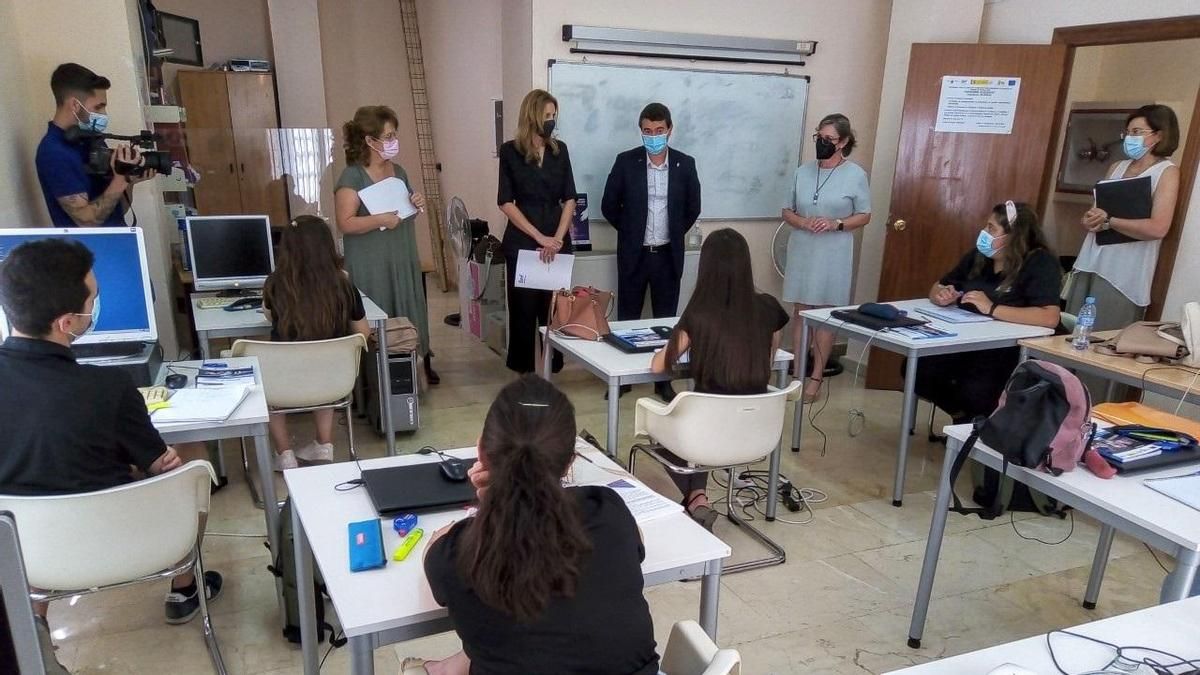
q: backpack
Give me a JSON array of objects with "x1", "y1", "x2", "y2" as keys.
[
  {"x1": 947, "y1": 360, "x2": 1112, "y2": 520},
  {"x1": 268, "y1": 498, "x2": 346, "y2": 646}
]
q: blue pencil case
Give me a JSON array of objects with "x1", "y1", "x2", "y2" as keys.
[{"x1": 348, "y1": 519, "x2": 386, "y2": 572}]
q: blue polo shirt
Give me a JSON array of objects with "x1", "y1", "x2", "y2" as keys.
[{"x1": 34, "y1": 122, "x2": 126, "y2": 227}]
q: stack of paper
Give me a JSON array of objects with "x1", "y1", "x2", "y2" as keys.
[
  {"x1": 196, "y1": 365, "x2": 255, "y2": 387},
  {"x1": 913, "y1": 304, "x2": 993, "y2": 324},
  {"x1": 357, "y1": 176, "x2": 418, "y2": 219},
  {"x1": 569, "y1": 448, "x2": 684, "y2": 524},
  {"x1": 152, "y1": 385, "x2": 251, "y2": 423}
]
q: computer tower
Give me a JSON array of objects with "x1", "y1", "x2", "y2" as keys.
[{"x1": 365, "y1": 349, "x2": 420, "y2": 433}]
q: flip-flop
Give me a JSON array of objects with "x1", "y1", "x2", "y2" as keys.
[{"x1": 689, "y1": 504, "x2": 718, "y2": 532}]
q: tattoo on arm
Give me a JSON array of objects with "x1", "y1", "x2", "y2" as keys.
[{"x1": 58, "y1": 191, "x2": 122, "y2": 226}]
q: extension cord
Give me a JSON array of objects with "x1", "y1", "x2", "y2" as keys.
[{"x1": 780, "y1": 480, "x2": 802, "y2": 512}]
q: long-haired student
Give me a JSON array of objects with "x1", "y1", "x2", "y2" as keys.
[
  {"x1": 261, "y1": 215, "x2": 370, "y2": 471},
  {"x1": 410, "y1": 375, "x2": 659, "y2": 675},
  {"x1": 914, "y1": 201, "x2": 1062, "y2": 422},
  {"x1": 649, "y1": 228, "x2": 789, "y2": 530}
]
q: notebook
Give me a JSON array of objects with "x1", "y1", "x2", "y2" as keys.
[
  {"x1": 1144, "y1": 471, "x2": 1200, "y2": 512},
  {"x1": 1093, "y1": 426, "x2": 1200, "y2": 474},
  {"x1": 151, "y1": 385, "x2": 251, "y2": 423},
  {"x1": 1093, "y1": 175, "x2": 1152, "y2": 246},
  {"x1": 604, "y1": 327, "x2": 670, "y2": 354},
  {"x1": 361, "y1": 462, "x2": 478, "y2": 516}
]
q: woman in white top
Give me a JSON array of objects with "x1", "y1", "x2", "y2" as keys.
[
  {"x1": 1068, "y1": 104, "x2": 1180, "y2": 329},
  {"x1": 781, "y1": 113, "x2": 871, "y2": 402}
]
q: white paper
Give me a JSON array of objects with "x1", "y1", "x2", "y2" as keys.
[
  {"x1": 152, "y1": 385, "x2": 251, "y2": 423},
  {"x1": 913, "y1": 304, "x2": 994, "y2": 324},
  {"x1": 567, "y1": 449, "x2": 684, "y2": 524},
  {"x1": 1145, "y1": 471, "x2": 1200, "y2": 512},
  {"x1": 514, "y1": 250, "x2": 574, "y2": 290},
  {"x1": 357, "y1": 176, "x2": 418, "y2": 220},
  {"x1": 934, "y1": 76, "x2": 1021, "y2": 134}
]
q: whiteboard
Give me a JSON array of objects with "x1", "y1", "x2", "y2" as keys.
[{"x1": 549, "y1": 61, "x2": 808, "y2": 220}]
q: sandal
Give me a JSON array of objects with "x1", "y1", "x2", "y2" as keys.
[
  {"x1": 802, "y1": 377, "x2": 824, "y2": 404},
  {"x1": 401, "y1": 657, "x2": 431, "y2": 675},
  {"x1": 684, "y1": 494, "x2": 718, "y2": 532}
]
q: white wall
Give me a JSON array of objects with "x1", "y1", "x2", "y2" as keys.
[
  {"x1": 527, "y1": 0, "x2": 893, "y2": 299},
  {"x1": 501, "y1": 0, "x2": 534, "y2": 143},
  {"x1": 0, "y1": 0, "x2": 39, "y2": 227},
  {"x1": 268, "y1": 0, "x2": 328, "y2": 129}
]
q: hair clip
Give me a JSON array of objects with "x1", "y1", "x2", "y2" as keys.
[
  {"x1": 1005, "y1": 200, "x2": 1018, "y2": 225},
  {"x1": 518, "y1": 401, "x2": 549, "y2": 407}
]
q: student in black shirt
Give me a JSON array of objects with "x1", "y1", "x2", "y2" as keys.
[
  {"x1": 261, "y1": 216, "x2": 369, "y2": 471},
  {"x1": 408, "y1": 375, "x2": 659, "y2": 675},
  {"x1": 911, "y1": 201, "x2": 1063, "y2": 421},
  {"x1": 497, "y1": 89, "x2": 578, "y2": 374},
  {"x1": 0, "y1": 239, "x2": 221, "y2": 626},
  {"x1": 650, "y1": 229, "x2": 790, "y2": 530}
]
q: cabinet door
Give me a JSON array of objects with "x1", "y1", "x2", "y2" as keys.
[
  {"x1": 178, "y1": 72, "x2": 242, "y2": 215},
  {"x1": 226, "y1": 74, "x2": 289, "y2": 227}
]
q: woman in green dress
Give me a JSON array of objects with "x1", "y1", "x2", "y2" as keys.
[{"x1": 334, "y1": 105, "x2": 438, "y2": 384}]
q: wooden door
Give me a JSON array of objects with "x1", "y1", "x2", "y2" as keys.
[
  {"x1": 226, "y1": 73, "x2": 289, "y2": 227},
  {"x1": 178, "y1": 72, "x2": 242, "y2": 215},
  {"x1": 865, "y1": 43, "x2": 1069, "y2": 390}
]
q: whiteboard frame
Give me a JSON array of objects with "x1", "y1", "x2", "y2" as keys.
[{"x1": 548, "y1": 59, "x2": 811, "y2": 222}]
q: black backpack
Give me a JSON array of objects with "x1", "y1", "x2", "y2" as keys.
[{"x1": 268, "y1": 498, "x2": 346, "y2": 646}]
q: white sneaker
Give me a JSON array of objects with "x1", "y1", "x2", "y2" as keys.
[
  {"x1": 273, "y1": 449, "x2": 298, "y2": 472},
  {"x1": 295, "y1": 441, "x2": 334, "y2": 464}
]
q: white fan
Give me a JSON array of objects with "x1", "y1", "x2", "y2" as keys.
[
  {"x1": 445, "y1": 196, "x2": 471, "y2": 261},
  {"x1": 771, "y1": 221, "x2": 789, "y2": 277}
]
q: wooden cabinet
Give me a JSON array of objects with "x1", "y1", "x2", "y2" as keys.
[{"x1": 177, "y1": 71, "x2": 288, "y2": 227}]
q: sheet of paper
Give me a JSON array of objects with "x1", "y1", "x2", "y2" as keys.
[
  {"x1": 152, "y1": 385, "x2": 251, "y2": 423},
  {"x1": 568, "y1": 447, "x2": 684, "y2": 524},
  {"x1": 514, "y1": 250, "x2": 574, "y2": 290},
  {"x1": 357, "y1": 176, "x2": 418, "y2": 220},
  {"x1": 934, "y1": 76, "x2": 1021, "y2": 134},
  {"x1": 1144, "y1": 471, "x2": 1200, "y2": 512},
  {"x1": 913, "y1": 304, "x2": 993, "y2": 324}
]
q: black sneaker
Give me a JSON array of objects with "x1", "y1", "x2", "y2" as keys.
[{"x1": 164, "y1": 571, "x2": 223, "y2": 625}]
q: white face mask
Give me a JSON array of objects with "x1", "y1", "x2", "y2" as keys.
[{"x1": 67, "y1": 295, "x2": 100, "y2": 341}]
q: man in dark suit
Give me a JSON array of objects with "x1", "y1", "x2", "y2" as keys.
[{"x1": 601, "y1": 103, "x2": 702, "y2": 399}]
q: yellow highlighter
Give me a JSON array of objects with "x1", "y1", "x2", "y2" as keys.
[{"x1": 392, "y1": 528, "x2": 424, "y2": 561}]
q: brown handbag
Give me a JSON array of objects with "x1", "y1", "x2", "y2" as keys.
[
  {"x1": 547, "y1": 286, "x2": 613, "y2": 341},
  {"x1": 1094, "y1": 321, "x2": 1189, "y2": 363}
]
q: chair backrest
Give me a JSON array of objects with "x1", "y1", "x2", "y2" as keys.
[
  {"x1": 635, "y1": 381, "x2": 801, "y2": 467},
  {"x1": 661, "y1": 620, "x2": 741, "y2": 675},
  {"x1": 232, "y1": 333, "x2": 367, "y2": 408},
  {"x1": 0, "y1": 461, "x2": 216, "y2": 592}
]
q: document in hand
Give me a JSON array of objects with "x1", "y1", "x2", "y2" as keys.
[
  {"x1": 1093, "y1": 175, "x2": 1152, "y2": 246},
  {"x1": 514, "y1": 249, "x2": 574, "y2": 290},
  {"x1": 152, "y1": 385, "x2": 251, "y2": 423},
  {"x1": 358, "y1": 176, "x2": 418, "y2": 220}
]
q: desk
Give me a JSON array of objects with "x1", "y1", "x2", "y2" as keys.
[
  {"x1": 190, "y1": 292, "x2": 399, "y2": 456},
  {"x1": 285, "y1": 441, "x2": 731, "y2": 675},
  {"x1": 891, "y1": 596, "x2": 1200, "y2": 673},
  {"x1": 1020, "y1": 331, "x2": 1200, "y2": 405},
  {"x1": 907, "y1": 422, "x2": 1200, "y2": 648},
  {"x1": 794, "y1": 299, "x2": 1055, "y2": 506},
  {"x1": 541, "y1": 318, "x2": 794, "y2": 520},
  {"x1": 151, "y1": 358, "x2": 278, "y2": 554}
]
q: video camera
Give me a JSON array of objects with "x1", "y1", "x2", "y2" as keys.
[{"x1": 64, "y1": 127, "x2": 173, "y2": 178}]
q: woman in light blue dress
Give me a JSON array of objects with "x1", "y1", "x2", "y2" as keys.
[{"x1": 781, "y1": 113, "x2": 872, "y2": 402}]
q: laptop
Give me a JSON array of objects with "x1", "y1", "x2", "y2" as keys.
[
  {"x1": 361, "y1": 463, "x2": 478, "y2": 516},
  {"x1": 604, "y1": 326, "x2": 671, "y2": 354}
]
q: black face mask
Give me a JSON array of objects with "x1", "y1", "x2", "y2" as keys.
[
  {"x1": 540, "y1": 119, "x2": 556, "y2": 139},
  {"x1": 815, "y1": 136, "x2": 838, "y2": 160}
]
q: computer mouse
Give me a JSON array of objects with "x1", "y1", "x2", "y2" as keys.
[
  {"x1": 439, "y1": 457, "x2": 469, "y2": 482},
  {"x1": 164, "y1": 373, "x2": 188, "y2": 389},
  {"x1": 225, "y1": 297, "x2": 263, "y2": 312}
]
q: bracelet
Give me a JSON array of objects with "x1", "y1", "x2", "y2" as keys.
[{"x1": 988, "y1": 304, "x2": 999, "y2": 317}]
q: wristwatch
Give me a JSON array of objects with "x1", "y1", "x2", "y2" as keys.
[
  {"x1": 836, "y1": 219, "x2": 845, "y2": 231},
  {"x1": 1101, "y1": 217, "x2": 1112, "y2": 231}
]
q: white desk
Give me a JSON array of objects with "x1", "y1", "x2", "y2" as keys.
[
  {"x1": 285, "y1": 441, "x2": 731, "y2": 675},
  {"x1": 189, "y1": 292, "x2": 399, "y2": 456},
  {"x1": 795, "y1": 299, "x2": 1055, "y2": 506},
  {"x1": 891, "y1": 596, "x2": 1200, "y2": 673},
  {"x1": 541, "y1": 317, "x2": 794, "y2": 520},
  {"x1": 907, "y1": 422, "x2": 1200, "y2": 649}
]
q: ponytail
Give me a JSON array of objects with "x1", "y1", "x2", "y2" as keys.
[{"x1": 459, "y1": 375, "x2": 589, "y2": 622}]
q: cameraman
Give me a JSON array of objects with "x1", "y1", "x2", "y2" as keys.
[{"x1": 35, "y1": 63, "x2": 157, "y2": 228}]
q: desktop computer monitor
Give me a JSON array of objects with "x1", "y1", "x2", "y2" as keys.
[
  {"x1": 0, "y1": 227, "x2": 158, "y2": 345},
  {"x1": 186, "y1": 215, "x2": 274, "y2": 292}
]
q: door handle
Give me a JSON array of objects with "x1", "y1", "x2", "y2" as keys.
[
  {"x1": 893, "y1": 219, "x2": 907, "y2": 232},
  {"x1": 228, "y1": 163, "x2": 234, "y2": 174},
  {"x1": 240, "y1": 162, "x2": 246, "y2": 174}
]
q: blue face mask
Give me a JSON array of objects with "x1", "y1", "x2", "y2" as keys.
[
  {"x1": 642, "y1": 133, "x2": 668, "y2": 155},
  {"x1": 74, "y1": 99, "x2": 108, "y2": 134},
  {"x1": 976, "y1": 229, "x2": 1006, "y2": 259},
  {"x1": 1123, "y1": 134, "x2": 1150, "y2": 160}
]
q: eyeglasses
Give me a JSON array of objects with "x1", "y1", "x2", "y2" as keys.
[
  {"x1": 1120, "y1": 127, "x2": 1155, "y2": 139},
  {"x1": 812, "y1": 133, "x2": 840, "y2": 143},
  {"x1": 372, "y1": 132, "x2": 399, "y2": 142}
]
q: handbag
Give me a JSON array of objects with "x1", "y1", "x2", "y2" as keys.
[
  {"x1": 1094, "y1": 321, "x2": 1189, "y2": 363},
  {"x1": 547, "y1": 286, "x2": 613, "y2": 341},
  {"x1": 369, "y1": 317, "x2": 420, "y2": 354},
  {"x1": 1177, "y1": 302, "x2": 1199, "y2": 367}
]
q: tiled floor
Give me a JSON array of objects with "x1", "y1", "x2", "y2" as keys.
[{"x1": 48, "y1": 290, "x2": 1167, "y2": 674}]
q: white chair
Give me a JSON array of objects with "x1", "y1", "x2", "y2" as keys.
[
  {"x1": 231, "y1": 333, "x2": 367, "y2": 508},
  {"x1": 661, "y1": 620, "x2": 741, "y2": 675},
  {"x1": 630, "y1": 381, "x2": 802, "y2": 574},
  {"x1": 0, "y1": 461, "x2": 225, "y2": 674}
]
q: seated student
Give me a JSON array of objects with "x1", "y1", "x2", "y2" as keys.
[
  {"x1": 0, "y1": 239, "x2": 221, "y2": 625},
  {"x1": 408, "y1": 375, "x2": 659, "y2": 675},
  {"x1": 649, "y1": 228, "x2": 789, "y2": 531},
  {"x1": 913, "y1": 201, "x2": 1062, "y2": 422},
  {"x1": 261, "y1": 215, "x2": 370, "y2": 471}
]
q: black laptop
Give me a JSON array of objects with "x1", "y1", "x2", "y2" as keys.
[{"x1": 361, "y1": 463, "x2": 477, "y2": 516}]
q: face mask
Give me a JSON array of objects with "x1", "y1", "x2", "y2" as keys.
[
  {"x1": 68, "y1": 296, "x2": 100, "y2": 341},
  {"x1": 373, "y1": 138, "x2": 400, "y2": 160},
  {"x1": 73, "y1": 98, "x2": 108, "y2": 134},
  {"x1": 540, "y1": 119, "x2": 556, "y2": 139},
  {"x1": 1123, "y1": 134, "x2": 1151, "y2": 160},
  {"x1": 975, "y1": 229, "x2": 1006, "y2": 259},
  {"x1": 642, "y1": 133, "x2": 668, "y2": 155},
  {"x1": 815, "y1": 135, "x2": 838, "y2": 160}
]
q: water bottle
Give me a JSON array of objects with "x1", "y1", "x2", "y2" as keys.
[
  {"x1": 686, "y1": 224, "x2": 703, "y2": 250},
  {"x1": 1072, "y1": 296, "x2": 1097, "y2": 351}
]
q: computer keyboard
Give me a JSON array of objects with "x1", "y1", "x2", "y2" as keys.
[{"x1": 72, "y1": 342, "x2": 146, "y2": 360}]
